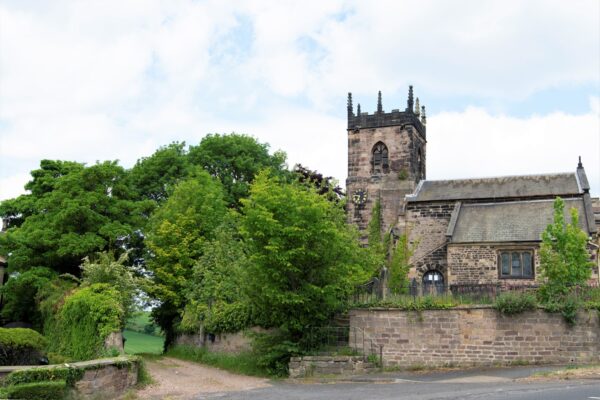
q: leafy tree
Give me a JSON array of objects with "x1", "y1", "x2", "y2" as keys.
[
  {"x1": 0, "y1": 161, "x2": 152, "y2": 276},
  {"x1": 145, "y1": 170, "x2": 227, "y2": 348},
  {"x1": 239, "y1": 170, "x2": 370, "y2": 373},
  {"x1": 0, "y1": 160, "x2": 83, "y2": 230},
  {"x1": 0, "y1": 267, "x2": 56, "y2": 328},
  {"x1": 188, "y1": 134, "x2": 286, "y2": 208},
  {"x1": 128, "y1": 142, "x2": 190, "y2": 203},
  {"x1": 180, "y1": 219, "x2": 251, "y2": 334},
  {"x1": 539, "y1": 197, "x2": 593, "y2": 288},
  {"x1": 292, "y1": 164, "x2": 344, "y2": 202},
  {"x1": 80, "y1": 251, "x2": 142, "y2": 320}
]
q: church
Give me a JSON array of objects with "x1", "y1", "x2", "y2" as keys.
[{"x1": 345, "y1": 87, "x2": 600, "y2": 289}]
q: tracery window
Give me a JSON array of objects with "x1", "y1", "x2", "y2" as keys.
[
  {"x1": 498, "y1": 250, "x2": 534, "y2": 278},
  {"x1": 372, "y1": 142, "x2": 389, "y2": 174}
]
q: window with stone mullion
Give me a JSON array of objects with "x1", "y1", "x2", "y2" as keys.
[{"x1": 499, "y1": 250, "x2": 533, "y2": 278}]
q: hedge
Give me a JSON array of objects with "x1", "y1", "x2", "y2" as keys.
[
  {"x1": 2, "y1": 380, "x2": 66, "y2": 400},
  {"x1": 0, "y1": 328, "x2": 47, "y2": 366},
  {"x1": 3, "y1": 366, "x2": 83, "y2": 387}
]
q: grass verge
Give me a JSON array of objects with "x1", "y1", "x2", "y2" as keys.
[
  {"x1": 166, "y1": 345, "x2": 270, "y2": 378},
  {"x1": 531, "y1": 364, "x2": 600, "y2": 380}
]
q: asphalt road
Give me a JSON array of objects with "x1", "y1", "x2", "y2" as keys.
[
  {"x1": 197, "y1": 366, "x2": 600, "y2": 400},
  {"x1": 198, "y1": 381, "x2": 600, "y2": 400}
]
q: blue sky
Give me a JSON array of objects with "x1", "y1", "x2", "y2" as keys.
[{"x1": 0, "y1": 0, "x2": 599, "y2": 199}]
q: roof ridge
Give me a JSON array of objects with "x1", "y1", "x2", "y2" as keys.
[
  {"x1": 461, "y1": 198, "x2": 583, "y2": 207},
  {"x1": 422, "y1": 171, "x2": 575, "y2": 184}
]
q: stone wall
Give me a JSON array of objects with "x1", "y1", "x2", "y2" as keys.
[
  {"x1": 447, "y1": 244, "x2": 541, "y2": 285},
  {"x1": 288, "y1": 356, "x2": 376, "y2": 378},
  {"x1": 350, "y1": 307, "x2": 600, "y2": 368},
  {"x1": 346, "y1": 124, "x2": 422, "y2": 234},
  {"x1": 74, "y1": 358, "x2": 138, "y2": 398},
  {"x1": 175, "y1": 328, "x2": 269, "y2": 353},
  {"x1": 0, "y1": 356, "x2": 139, "y2": 399},
  {"x1": 405, "y1": 201, "x2": 455, "y2": 279}
]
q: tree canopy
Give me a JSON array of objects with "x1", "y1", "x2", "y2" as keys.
[
  {"x1": 0, "y1": 161, "x2": 152, "y2": 275},
  {"x1": 144, "y1": 170, "x2": 227, "y2": 347},
  {"x1": 128, "y1": 142, "x2": 190, "y2": 204},
  {"x1": 188, "y1": 133, "x2": 287, "y2": 208},
  {"x1": 240, "y1": 170, "x2": 369, "y2": 334}
]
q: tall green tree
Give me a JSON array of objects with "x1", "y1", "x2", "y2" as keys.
[
  {"x1": 0, "y1": 161, "x2": 152, "y2": 275},
  {"x1": 188, "y1": 133, "x2": 286, "y2": 208},
  {"x1": 539, "y1": 197, "x2": 593, "y2": 287},
  {"x1": 145, "y1": 170, "x2": 227, "y2": 347},
  {"x1": 128, "y1": 142, "x2": 190, "y2": 204},
  {"x1": 240, "y1": 170, "x2": 370, "y2": 333},
  {"x1": 180, "y1": 219, "x2": 251, "y2": 335},
  {"x1": 0, "y1": 160, "x2": 83, "y2": 230}
]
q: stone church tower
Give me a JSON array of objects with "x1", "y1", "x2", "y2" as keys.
[{"x1": 346, "y1": 86, "x2": 427, "y2": 236}]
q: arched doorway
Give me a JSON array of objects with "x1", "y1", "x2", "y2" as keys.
[{"x1": 422, "y1": 270, "x2": 444, "y2": 295}]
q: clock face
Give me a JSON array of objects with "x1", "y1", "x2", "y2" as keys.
[{"x1": 352, "y1": 189, "x2": 367, "y2": 206}]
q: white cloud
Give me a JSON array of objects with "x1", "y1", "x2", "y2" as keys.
[
  {"x1": 0, "y1": 0, "x2": 598, "y2": 201},
  {"x1": 427, "y1": 108, "x2": 600, "y2": 194}
]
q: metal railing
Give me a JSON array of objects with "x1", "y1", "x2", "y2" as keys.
[
  {"x1": 353, "y1": 280, "x2": 600, "y2": 305},
  {"x1": 301, "y1": 326, "x2": 381, "y2": 365}
]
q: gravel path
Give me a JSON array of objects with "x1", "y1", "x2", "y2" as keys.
[{"x1": 134, "y1": 357, "x2": 271, "y2": 399}]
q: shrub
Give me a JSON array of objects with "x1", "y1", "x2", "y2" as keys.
[
  {"x1": 143, "y1": 324, "x2": 156, "y2": 335},
  {"x1": 355, "y1": 295, "x2": 457, "y2": 311},
  {"x1": 46, "y1": 283, "x2": 124, "y2": 360},
  {"x1": 0, "y1": 328, "x2": 47, "y2": 366},
  {"x1": 204, "y1": 302, "x2": 253, "y2": 335},
  {"x1": 3, "y1": 366, "x2": 83, "y2": 387},
  {"x1": 36, "y1": 275, "x2": 78, "y2": 361},
  {"x1": 250, "y1": 330, "x2": 301, "y2": 377},
  {"x1": 493, "y1": 292, "x2": 537, "y2": 315},
  {"x1": 3, "y1": 380, "x2": 66, "y2": 400},
  {"x1": 80, "y1": 251, "x2": 142, "y2": 320},
  {"x1": 543, "y1": 295, "x2": 581, "y2": 325},
  {"x1": 0, "y1": 267, "x2": 56, "y2": 328}
]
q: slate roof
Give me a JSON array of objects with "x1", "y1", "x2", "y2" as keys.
[
  {"x1": 407, "y1": 173, "x2": 581, "y2": 202},
  {"x1": 448, "y1": 198, "x2": 591, "y2": 243}
]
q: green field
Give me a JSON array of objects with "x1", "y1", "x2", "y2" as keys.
[{"x1": 123, "y1": 329, "x2": 164, "y2": 354}]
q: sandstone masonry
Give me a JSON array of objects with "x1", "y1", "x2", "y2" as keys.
[
  {"x1": 288, "y1": 355, "x2": 377, "y2": 378},
  {"x1": 350, "y1": 307, "x2": 600, "y2": 368}
]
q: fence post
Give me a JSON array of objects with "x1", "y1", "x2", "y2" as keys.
[{"x1": 379, "y1": 345, "x2": 384, "y2": 369}]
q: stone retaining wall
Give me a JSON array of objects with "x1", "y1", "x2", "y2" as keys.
[
  {"x1": 176, "y1": 330, "x2": 254, "y2": 353},
  {"x1": 350, "y1": 307, "x2": 600, "y2": 368},
  {"x1": 73, "y1": 357, "x2": 139, "y2": 398},
  {"x1": 0, "y1": 356, "x2": 139, "y2": 398},
  {"x1": 288, "y1": 356, "x2": 376, "y2": 378}
]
